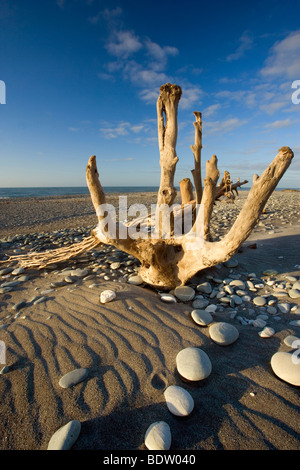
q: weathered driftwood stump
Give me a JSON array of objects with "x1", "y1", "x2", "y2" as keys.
[
  {"x1": 86, "y1": 83, "x2": 294, "y2": 289},
  {"x1": 2, "y1": 83, "x2": 293, "y2": 289}
]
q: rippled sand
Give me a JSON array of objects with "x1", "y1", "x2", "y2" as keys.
[{"x1": 0, "y1": 191, "x2": 300, "y2": 450}]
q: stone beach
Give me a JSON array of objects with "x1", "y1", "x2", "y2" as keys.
[{"x1": 0, "y1": 190, "x2": 300, "y2": 450}]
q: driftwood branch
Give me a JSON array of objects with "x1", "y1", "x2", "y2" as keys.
[
  {"x1": 215, "y1": 171, "x2": 248, "y2": 202},
  {"x1": 201, "y1": 155, "x2": 220, "y2": 240},
  {"x1": 190, "y1": 111, "x2": 203, "y2": 204},
  {"x1": 180, "y1": 178, "x2": 194, "y2": 204},
  {"x1": 156, "y1": 83, "x2": 181, "y2": 207}
]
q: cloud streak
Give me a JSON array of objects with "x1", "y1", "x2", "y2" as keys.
[
  {"x1": 226, "y1": 31, "x2": 254, "y2": 61},
  {"x1": 261, "y1": 30, "x2": 300, "y2": 79}
]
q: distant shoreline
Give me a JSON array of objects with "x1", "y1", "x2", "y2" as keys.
[{"x1": 0, "y1": 186, "x2": 299, "y2": 199}]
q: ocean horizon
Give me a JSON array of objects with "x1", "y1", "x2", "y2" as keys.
[
  {"x1": 0, "y1": 185, "x2": 298, "y2": 199},
  {"x1": 0, "y1": 186, "x2": 160, "y2": 199}
]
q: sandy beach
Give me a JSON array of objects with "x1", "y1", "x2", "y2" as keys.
[{"x1": 0, "y1": 190, "x2": 299, "y2": 451}]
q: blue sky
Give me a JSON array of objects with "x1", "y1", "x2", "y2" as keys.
[{"x1": 0, "y1": 0, "x2": 300, "y2": 188}]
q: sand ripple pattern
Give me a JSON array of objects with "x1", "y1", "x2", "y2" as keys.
[{"x1": 0, "y1": 281, "x2": 299, "y2": 450}]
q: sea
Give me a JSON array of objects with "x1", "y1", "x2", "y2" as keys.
[
  {"x1": 0, "y1": 186, "x2": 160, "y2": 199},
  {"x1": 0, "y1": 186, "x2": 297, "y2": 199}
]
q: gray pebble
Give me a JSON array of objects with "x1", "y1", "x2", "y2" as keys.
[
  {"x1": 224, "y1": 258, "x2": 238, "y2": 268},
  {"x1": 253, "y1": 296, "x2": 267, "y2": 306},
  {"x1": 47, "y1": 420, "x2": 81, "y2": 450},
  {"x1": 127, "y1": 275, "x2": 143, "y2": 285},
  {"x1": 289, "y1": 319, "x2": 300, "y2": 327},
  {"x1": 278, "y1": 303, "x2": 291, "y2": 314},
  {"x1": 288, "y1": 289, "x2": 300, "y2": 299},
  {"x1": 196, "y1": 282, "x2": 212, "y2": 294},
  {"x1": 284, "y1": 335, "x2": 300, "y2": 348},
  {"x1": 192, "y1": 298, "x2": 209, "y2": 309},
  {"x1": 59, "y1": 368, "x2": 89, "y2": 388},
  {"x1": 174, "y1": 286, "x2": 195, "y2": 301},
  {"x1": 229, "y1": 280, "x2": 246, "y2": 289},
  {"x1": 191, "y1": 309, "x2": 213, "y2": 326}
]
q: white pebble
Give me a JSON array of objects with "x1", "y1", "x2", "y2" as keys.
[
  {"x1": 144, "y1": 421, "x2": 171, "y2": 450},
  {"x1": 176, "y1": 347, "x2": 212, "y2": 381},
  {"x1": 164, "y1": 385, "x2": 194, "y2": 417},
  {"x1": 271, "y1": 352, "x2": 300, "y2": 386},
  {"x1": 258, "y1": 326, "x2": 275, "y2": 338},
  {"x1": 100, "y1": 290, "x2": 116, "y2": 303},
  {"x1": 47, "y1": 420, "x2": 81, "y2": 450}
]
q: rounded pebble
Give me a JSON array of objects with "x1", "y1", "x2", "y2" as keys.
[
  {"x1": 209, "y1": 322, "x2": 239, "y2": 346},
  {"x1": 100, "y1": 290, "x2": 116, "y2": 303},
  {"x1": 192, "y1": 298, "x2": 209, "y2": 309},
  {"x1": 224, "y1": 258, "x2": 238, "y2": 268},
  {"x1": 258, "y1": 326, "x2": 275, "y2": 338},
  {"x1": 278, "y1": 303, "x2": 291, "y2": 314},
  {"x1": 144, "y1": 421, "x2": 171, "y2": 450},
  {"x1": 176, "y1": 347, "x2": 212, "y2": 381},
  {"x1": 288, "y1": 289, "x2": 300, "y2": 299},
  {"x1": 59, "y1": 368, "x2": 89, "y2": 388},
  {"x1": 196, "y1": 282, "x2": 212, "y2": 294},
  {"x1": 263, "y1": 269, "x2": 278, "y2": 276},
  {"x1": 229, "y1": 280, "x2": 245, "y2": 289},
  {"x1": 47, "y1": 420, "x2": 81, "y2": 450},
  {"x1": 164, "y1": 385, "x2": 194, "y2": 417},
  {"x1": 293, "y1": 280, "x2": 300, "y2": 291},
  {"x1": 284, "y1": 335, "x2": 300, "y2": 348},
  {"x1": 252, "y1": 318, "x2": 267, "y2": 328},
  {"x1": 191, "y1": 309, "x2": 213, "y2": 326},
  {"x1": 127, "y1": 275, "x2": 143, "y2": 285},
  {"x1": 253, "y1": 296, "x2": 266, "y2": 306},
  {"x1": 270, "y1": 351, "x2": 300, "y2": 386},
  {"x1": 160, "y1": 294, "x2": 177, "y2": 303},
  {"x1": 174, "y1": 286, "x2": 195, "y2": 302}
]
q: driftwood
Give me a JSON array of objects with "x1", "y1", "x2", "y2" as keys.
[
  {"x1": 2, "y1": 83, "x2": 294, "y2": 289},
  {"x1": 85, "y1": 84, "x2": 293, "y2": 288}
]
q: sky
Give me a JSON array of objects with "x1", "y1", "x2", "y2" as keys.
[{"x1": 0, "y1": 0, "x2": 300, "y2": 188}]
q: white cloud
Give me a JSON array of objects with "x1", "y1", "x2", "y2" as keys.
[
  {"x1": 88, "y1": 7, "x2": 122, "y2": 25},
  {"x1": 106, "y1": 30, "x2": 142, "y2": 59},
  {"x1": 130, "y1": 125, "x2": 144, "y2": 133},
  {"x1": 259, "y1": 101, "x2": 287, "y2": 115},
  {"x1": 203, "y1": 104, "x2": 221, "y2": 117},
  {"x1": 261, "y1": 30, "x2": 300, "y2": 79},
  {"x1": 139, "y1": 88, "x2": 160, "y2": 104},
  {"x1": 204, "y1": 117, "x2": 248, "y2": 135},
  {"x1": 123, "y1": 60, "x2": 169, "y2": 86},
  {"x1": 99, "y1": 121, "x2": 149, "y2": 139},
  {"x1": 57, "y1": 0, "x2": 65, "y2": 8},
  {"x1": 265, "y1": 119, "x2": 292, "y2": 129},
  {"x1": 99, "y1": 121, "x2": 130, "y2": 139},
  {"x1": 215, "y1": 89, "x2": 256, "y2": 108},
  {"x1": 226, "y1": 31, "x2": 254, "y2": 62},
  {"x1": 145, "y1": 38, "x2": 178, "y2": 70},
  {"x1": 180, "y1": 85, "x2": 203, "y2": 110},
  {"x1": 99, "y1": 15, "x2": 200, "y2": 110}
]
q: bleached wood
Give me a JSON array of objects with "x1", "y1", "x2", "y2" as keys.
[
  {"x1": 180, "y1": 178, "x2": 194, "y2": 204},
  {"x1": 200, "y1": 155, "x2": 220, "y2": 240},
  {"x1": 156, "y1": 83, "x2": 181, "y2": 207},
  {"x1": 190, "y1": 111, "x2": 203, "y2": 204}
]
